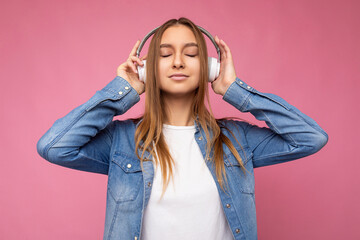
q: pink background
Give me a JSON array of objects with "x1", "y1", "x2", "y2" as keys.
[{"x1": 1, "y1": 0, "x2": 359, "y2": 239}]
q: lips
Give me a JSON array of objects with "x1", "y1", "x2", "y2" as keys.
[
  {"x1": 169, "y1": 73, "x2": 189, "y2": 77},
  {"x1": 169, "y1": 74, "x2": 189, "y2": 81}
]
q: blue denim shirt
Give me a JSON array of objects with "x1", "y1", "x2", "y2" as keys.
[{"x1": 37, "y1": 76, "x2": 328, "y2": 240}]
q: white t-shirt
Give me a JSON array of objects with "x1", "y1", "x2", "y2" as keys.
[{"x1": 141, "y1": 123, "x2": 234, "y2": 239}]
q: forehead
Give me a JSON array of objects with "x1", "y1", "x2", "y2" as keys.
[{"x1": 160, "y1": 25, "x2": 197, "y2": 46}]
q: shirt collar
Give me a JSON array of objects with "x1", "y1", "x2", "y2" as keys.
[{"x1": 135, "y1": 114, "x2": 201, "y2": 133}]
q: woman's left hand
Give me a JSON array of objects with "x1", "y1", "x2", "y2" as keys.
[{"x1": 211, "y1": 35, "x2": 237, "y2": 96}]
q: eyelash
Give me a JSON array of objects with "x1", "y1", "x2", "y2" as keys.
[{"x1": 161, "y1": 54, "x2": 197, "y2": 58}]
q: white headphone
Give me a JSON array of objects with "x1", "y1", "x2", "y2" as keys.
[{"x1": 136, "y1": 25, "x2": 221, "y2": 84}]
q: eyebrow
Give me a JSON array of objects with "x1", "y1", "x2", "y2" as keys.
[{"x1": 160, "y1": 42, "x2": 198, "y2": 49}]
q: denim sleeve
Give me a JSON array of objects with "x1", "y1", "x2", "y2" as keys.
[
  {"x1": 36, "y1": 76, "x2": 140, "y2": 175},
  {"x1": 222, "y1": 77, "x2": 329, "y2": 168}
]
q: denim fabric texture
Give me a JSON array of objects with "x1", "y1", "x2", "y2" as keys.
[{"x1": 37, "y1": 76, "x2": 328, "y2": 240}]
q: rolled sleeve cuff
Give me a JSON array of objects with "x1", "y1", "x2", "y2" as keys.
[
  {"x1": 222, "y1": 77, "x2": 254, "y2": 112},
  {"x1": 101, "y1": 76, "x2": 140, "y2": 101},
  {"x1": 85, "y1": 76, "x2": 140, "y2": 113}
]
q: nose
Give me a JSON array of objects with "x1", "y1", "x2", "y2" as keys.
[{"x1": 172, "y1": 53, "x2": 185, "y2": 69}]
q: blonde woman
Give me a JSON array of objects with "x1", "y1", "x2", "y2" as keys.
[{"x1": 37, "y1": 17, "x2": 328, "y2": 240}]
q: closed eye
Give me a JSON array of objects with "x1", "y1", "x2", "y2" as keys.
[{"x1": 161, "y1": 55, "x2": 197, "y2": 58}]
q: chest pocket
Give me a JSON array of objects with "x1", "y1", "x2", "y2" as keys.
[
  {"x1": 108, "y1": 151, "x2": 143, "y2": 203},
  {"x1": 223, "y1": 146, "x2": 255, "y2": 195}
]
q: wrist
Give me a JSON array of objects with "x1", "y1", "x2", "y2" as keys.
[
  {"x1": 130, "y1": 82, "x2": 143, "y2": 96},
  {"x1": 221, "y1": 77, "x2": 236, "y2": 96}
]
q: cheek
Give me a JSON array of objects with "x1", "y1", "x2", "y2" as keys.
[
  {"x1": 158, "y1": 60, "x2": 171, "y2": 76},
  {"x1": 192, "y1": 61, "x2": 201, "y2": 76}
]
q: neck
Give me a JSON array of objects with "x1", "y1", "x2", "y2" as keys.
[{"x1": 162, "y1": 91, "x2": 195, "y2": 126}]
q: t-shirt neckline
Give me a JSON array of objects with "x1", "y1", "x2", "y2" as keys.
[{"x1": 163, "y1": 123, "x2": 196, "y2": 130}]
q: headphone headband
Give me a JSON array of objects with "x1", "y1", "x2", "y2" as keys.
[{"x1": 136, "y1": 25, "x2": 221, "y2": 63}]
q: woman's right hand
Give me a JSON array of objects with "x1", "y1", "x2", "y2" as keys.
[{"x1": 116, "y1": 40, "x2": 147, "y2": 95}]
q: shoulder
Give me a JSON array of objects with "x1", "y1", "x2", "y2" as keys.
[
  {"x1": 217, "y1": 118, "x2": 252, "y2": 133},
  {"x1": 112, "y1": 116, "x2": 142, "y2": 125},
  {"x1": 106, "y1": 118, "x2": 140, "y2": 134}
]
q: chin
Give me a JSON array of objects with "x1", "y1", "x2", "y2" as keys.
[{"x1": 160, "y1": 87, "x2": 198, "y2": 96}]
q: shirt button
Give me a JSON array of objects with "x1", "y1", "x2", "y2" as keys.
[
  {"x1": 247, "y1": 86, "x2": 251, "y2": 89},
  {"x1": 127, "y1": 163, "x2": 132, "y2": 168},
  {"x1": 239, "y1": 81, "x2": 243, "y2": 84},
  {"x1": 134, "y1": 237, "x2": 138, "y2": 240},
  {"x1": 235, "y1": 228, "x2": 240, "y2": 233},
  {"x1": 148, "y1": 182, "x2": 152, "y2": 187},
  {"x1": 198, "y1": 137, "x2": 202, "y2": 140},
  {"x1": 119, "y1": 91, "x2": 123, "y2": 95},
  {"x1": 125, "y1": 86, "x2": 129, "y2": 90},
  {"x1": 226, "y1": 203, "x2": 231, "y2": 208}
]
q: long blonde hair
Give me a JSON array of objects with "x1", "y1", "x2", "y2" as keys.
[{"x1": 130, "y1": 17, "x2": 249, "y2": 200}]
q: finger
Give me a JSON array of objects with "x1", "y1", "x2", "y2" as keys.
[
  {"x1": 215, "y1": 35, "x2": 222, "y2": 51},
  {"x1": 127, "y1": 58, "x2": 138, "y2": 73},
  {"x1": 216, "y1": 36, "x2": 226, "y2": 59},
  {"x1": 130, "y1": 55, "x2": 144, "y2": 66},
  {"x1": 129, "y1": 40, "x2": 141, "y2": 57},
  {"x1": 215, "y1": 35, "x2": 220, "y2": 44},
  {"x1": 220, "y1": 39, "x2": 228, "y2": 59},
  {"x1": 215, "y1": 35, "x2": 226, "y2": 59},
  {"x1": 220, "y1": 39, "x2": 232, "y2": 58}
]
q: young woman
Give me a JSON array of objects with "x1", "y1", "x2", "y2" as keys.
[{"x1": 37, "y1": 17, "x2": 328, "y2": 240}]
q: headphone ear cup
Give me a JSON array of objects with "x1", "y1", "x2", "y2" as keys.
[
  {"x1": 137, "y1": 59, "x2": 147, "y2": 83},
  {"x1": 208, "y1": 57, "x2": 220, "y2": 82}
]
